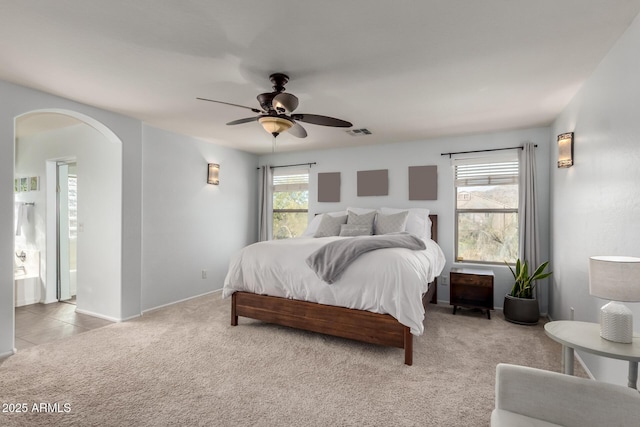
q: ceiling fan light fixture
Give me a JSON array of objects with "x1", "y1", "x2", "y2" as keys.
[
  {"x1": 259, "y1": 116, "x2": 293, "y2": 137},
  {"x1": 198, "y1": 73, "x2": 350, "y2": 140}
]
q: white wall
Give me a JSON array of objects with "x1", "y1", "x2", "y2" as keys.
[
  {"x1": 0, "y1": 80, "x2": 257, "y2": 356},
  {"x1": 140, "y1": 125, "x2": 257, "y2": 311},
  {"x1": 260, "y1": 126, "x2": 551, "y2": 310},
  {"x1": 0, "y1": 81, "x2": 143, "y2": 355},
  {"x1": 15, "y1": 121, "x2": 121, "y2": 319},
  {"x1": 551, "y1": 13, "x2": 640, "y2": 385}
]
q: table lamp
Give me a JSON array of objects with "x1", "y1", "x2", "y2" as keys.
[{"x1": 589, "y1": 256, "x2": 640, "y2": 343}]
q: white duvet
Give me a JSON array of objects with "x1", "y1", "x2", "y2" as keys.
[{"x1": 222, "y1": 236, "x2": 446, "y2": 335}]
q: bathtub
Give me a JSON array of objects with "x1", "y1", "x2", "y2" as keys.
[{"x1": 14, "y1": 250, "x2": 41, "y2": 307}]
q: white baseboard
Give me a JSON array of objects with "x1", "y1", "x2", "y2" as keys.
[
  {"x1": 15, "y1": 297, "x2": 39, "y2": 307},
  {"x1": 72, "y1": 289, "x2": 223, "y2": 322},
  {"x1": 141, "y1": 288, "x2": 222, "y2": 315},
  {"x1": 545, "y1": 314, "x2": 594, "y2": 379},
  {"x1": 441, "y1": 304, "x2": 547, "y2": 316},
  {"x1": 74, "y1": 308, "x2": 134, "y2": 323},
  {"x1": 119, "y1": 313, "x2": 142, "y2": 322},
  {"x1": 573, "y1": 351, "x2": 595, "y2": 380},
  {"x1": 0, "y1": 348, "x2": 17, "y2": 358}
]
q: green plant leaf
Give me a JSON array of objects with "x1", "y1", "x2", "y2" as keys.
[
  {"x1": 506, "y1": 258, "x2": 552, "y2": 299},
  {"x1": 531, "y1": 261, "x2": 550, "y2": 280}
]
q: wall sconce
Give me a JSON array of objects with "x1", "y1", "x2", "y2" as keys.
[
  {"x1": 207, "y1": 163, "x2": 219, "y2": 185},
  {"x1": 557, "y1": 132, "x2": 574, "y2": 168}
]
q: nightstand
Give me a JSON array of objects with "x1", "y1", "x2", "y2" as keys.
[{"x1": 450, "y1": 267, "x2": 494, "y2": 319}]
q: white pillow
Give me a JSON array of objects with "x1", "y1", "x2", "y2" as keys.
[
  {"x1": 346, "y1": 210, "x2": 376, "y2": 235},
  {"x1": 303, "y1": 211, "x2": 347, "y2": 237},
  {"x1": 379, "y1": 207, "x2": 431, "y2": 240},
  {"x1": 374, "y1": 211, "x2": 409, "y2": 235},
  {"x1": 346, "y1": 207, "x2": 376, "y2": 215},
  {"x1": 339, "y1": 224, "x2": 371, "y2": 237},
  {"x1": 314, "y1": 214, "x2": 348, "y2": 237}
]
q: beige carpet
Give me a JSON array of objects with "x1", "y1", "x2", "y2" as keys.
[{"x1": 0, "y1": 292, "x2": 583, "y2": 426}]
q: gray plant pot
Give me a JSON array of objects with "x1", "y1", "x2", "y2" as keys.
[{"x1": 503, "y1": 294, "x2": 540, "y2": 325}]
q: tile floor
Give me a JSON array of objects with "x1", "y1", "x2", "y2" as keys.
[{"x1": 14, "y1": 301, "x2": 113, "y2": 351}]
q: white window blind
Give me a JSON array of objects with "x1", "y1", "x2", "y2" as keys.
[
  {"x1": 272, "y1": 169, "x2": 309, "y2": 192},
  {"x1": 454, "y1": 157, "x2": 518, "y2": 187}
]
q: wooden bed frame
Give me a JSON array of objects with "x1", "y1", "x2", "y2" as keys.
[{"x1": 231, "y1": 215, "x2": 438, "y2": 366}]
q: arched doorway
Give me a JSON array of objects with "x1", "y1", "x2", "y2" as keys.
[{"x1": 13, "y1": 110, "x2": 123, "y2": 345}]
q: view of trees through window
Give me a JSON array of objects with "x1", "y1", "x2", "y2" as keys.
[
  {"x1": 272, "y1": 170, "x2": 309, "y2": 239},
  {"x1": 456, "y1": 184, "x2": 518, "y2": 264},
  {"x1": 273, "y1": 190, "x2": 308, "y2": 239}
]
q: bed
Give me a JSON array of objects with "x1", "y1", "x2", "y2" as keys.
[{"x1": 223, "y1": 213, "x2": 444, "y2": 365}]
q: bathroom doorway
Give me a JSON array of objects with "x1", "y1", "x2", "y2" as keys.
[
  {"x1": 14, "y1": 109, "x2": 123, "y2": 321},
  {"x1": 12, "y1": 110, "x2": 123, "y2": 351},
  {"x1": 57, "y1": 161, "x2": 77, "y2": 303}
]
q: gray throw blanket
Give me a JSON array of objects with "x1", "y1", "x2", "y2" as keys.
[{"x1": 306, "y1": 232, "x2": 426, "y2": 284}]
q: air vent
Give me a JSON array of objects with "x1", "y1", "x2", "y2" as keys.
[{"x1": 345, "y1": 128, "x2": 372, "y2": 136}]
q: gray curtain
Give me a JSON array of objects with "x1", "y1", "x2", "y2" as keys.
[
  {"x1": 518, "y1": 142, "x2": 540, "y2": 298},
  {"x1": 258, "y1": 165, "x2": 273, "y2": 241}
]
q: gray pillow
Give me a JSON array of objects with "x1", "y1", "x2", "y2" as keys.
[
  {"x1": 314, "y1": 214, "x2": 348, "y2": 237},
  {"x1": 347, "y1": 210, "x2": 376, "y2": 235},
  {"x1": 339, "y1": 224, "x2": 372, "y2": 237},
  {"x1": 375, "y1": 211, "x2": 409, "y2": 235}
]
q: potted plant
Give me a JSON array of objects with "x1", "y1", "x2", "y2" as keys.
[{"x1": 503, "y1": 259, "x2": 552, "y2": 325}]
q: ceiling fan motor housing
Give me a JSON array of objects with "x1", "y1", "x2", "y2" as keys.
[
  {"x1": 258, "y1": 74, "x2": 291, "y2": 111},
  {"x1": 257, "y1": 92, "x2": 276, "y2": 111},
  {"x1": 269, "y1": 73, "x2": 289, "y2": 93}
]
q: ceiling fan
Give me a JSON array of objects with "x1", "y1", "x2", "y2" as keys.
[{"x1": 197, "y1": 73, "x2": 353, "y2": 138}]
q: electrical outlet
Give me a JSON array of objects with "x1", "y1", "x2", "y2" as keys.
[
  {"x1": 440, "y1": 276, "x2": 448, "y2": 285},
  {"x1": 201, "y1": 270, "x2": 207, "y2": 279}
]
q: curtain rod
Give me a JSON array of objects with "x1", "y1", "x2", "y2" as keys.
[
  {"x1": 257, "y1": 162, "x2": 316, "y2": 170},
  {"x1": 440, "y1": 145, "x2": 537, "y2": 158}
]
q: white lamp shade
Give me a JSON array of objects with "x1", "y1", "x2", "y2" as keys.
[{"x1": 589, "y1": 256, "x2": 640, "y2": 302}]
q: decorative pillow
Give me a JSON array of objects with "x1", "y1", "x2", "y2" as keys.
[
  {"x1": 380, "y1": 207, "x2": 431, "y2": 240},
  {"x1": 346, "y1": 207, "x2": 376, "y2": 215},
  {"x1": 339, "y1": 224, "x2": 371, "y2": 237},
  {"x1": 314, "y1": 214, "x2": 348, "y2": 237},
  {"x1": 303, "y1": 211, "x2": 347, "y2": 236},
  {"x1": 374, "y1": 211, "x2": 409, "y2": 235},
  {"x1": 346, "y1": 210, "x2": 376, "y2": 235}
]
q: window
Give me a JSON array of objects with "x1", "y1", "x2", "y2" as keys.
[
  {"x1": 272, "y1": 169, "x2": 309, "y2": 239},
  {"x1": 454, "y1": 156, "x2": 519, "y2": 264}
]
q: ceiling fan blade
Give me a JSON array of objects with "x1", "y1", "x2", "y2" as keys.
[
  {"x1": 290, "y1": 114, "x2": 352, "y2": 128},
  {"x1": 226, "y1": 117, "x2": 259, "y2": 126},
  {"x1": 197, "y1": 97, "x2": 261, "y2": 113},
  {"x1": 273, "y1": 93, "x2": 299, "y2": 113},
  {"x1": 288, "y1": 121, "x2": 307, "y2": 138}
]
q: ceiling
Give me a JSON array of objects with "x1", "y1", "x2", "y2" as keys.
[{"x1": 2, "y1": 1, "x2": 639, "y2": 154}]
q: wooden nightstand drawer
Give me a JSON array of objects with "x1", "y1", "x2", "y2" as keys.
[
  {"x1": 450, "y1": 268, "x2": 494, "y2": 319},
  {"x1": 450, "y1": 272, "x2": 492, "y2": 287}
]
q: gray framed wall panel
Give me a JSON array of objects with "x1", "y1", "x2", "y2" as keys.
[
  {"x1": 408, "y1": 165, "x2": 437, "y2": 200},
  {"x1": 357, "y1": 169, "x2": 388, "y2": 196},
  {"x1": 318, "y1": 172, "x2": 341, "y2": 202}
]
